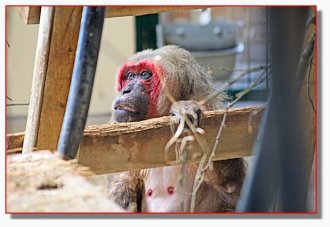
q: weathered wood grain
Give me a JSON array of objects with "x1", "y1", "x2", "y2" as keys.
[
  {"x1": 78, "y1": 106, "x2": 264, "y2": 174},
  {"x1": 22, "y1": 7, "x2": 54, "y2": 154},
  {"x1": 7, "y1": 106, "x2": 265, "y2": 174},
  {"x1": 6, "y1": 132, "x2": 25, "y2": 154},
  {"x1": 18, "y1": 6, "x2": 203, "y2": 24},
  {"x1": 36, "y1": 7, "x2": 82, "y2": 151},
  {"x1": 18, "y1": 6, "x2": 42, "y2": 24}
]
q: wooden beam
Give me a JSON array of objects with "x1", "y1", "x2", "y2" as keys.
[
  {"x1": 105, "y1": 6, "x2": 203, "y2": 18},
  {"x1": 18, "y1": 6, "x2": 42, "y2": 24},
  {"x1": 7, "y1": 107, "x2": 265, "y2": 174},
  {"x1": 35, "y1": 7, "x2": 82, "y2": 151},
  {"x1": 22, "y1": 7, "x2": 82, "y2": 153},
  {"x1": 22, "y1": 7, "x2": 54, "y2": 154},
  {"x1": 79, "y1": 106, "x2": 265, "y2": 174},
  {"x1": 6, "y1": 132, "x2": 25, "y2": 154},
  {"x1": 18, "y1": 6, "x2": 203, "y2": 24}
]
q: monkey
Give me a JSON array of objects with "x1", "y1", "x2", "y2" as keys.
[{"x1": 106, "y1": 45, "x2": 246, "y2": 212}]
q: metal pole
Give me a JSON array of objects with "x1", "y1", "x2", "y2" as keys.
[
  {"x1": 57, "y1": 7, "x2": 105, "y2": 160},
  {"x1": 237, "y1": 7, "x2": 311, "y2": 212}
]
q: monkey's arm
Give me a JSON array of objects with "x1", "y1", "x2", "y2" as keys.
[{"x1": 105, "y1": 170, "x2": 144, "y2": 211}]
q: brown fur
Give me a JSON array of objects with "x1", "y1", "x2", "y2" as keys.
[{"x1": 106, "y1": 45, "x2": 246, "y2": 212}]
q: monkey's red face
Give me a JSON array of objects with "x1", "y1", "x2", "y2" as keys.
[{"x1": 112, "y1": 59, "x2": 162, "y2": 122}]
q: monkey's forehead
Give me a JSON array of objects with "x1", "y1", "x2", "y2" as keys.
[{"x1": 118, "y1": 59, "x2": 163, "y2": 72}]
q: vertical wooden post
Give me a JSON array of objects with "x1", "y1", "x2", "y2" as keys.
[
  {"x1": 22, "y1": 7, "x2": 83, "y2": 153},
  {"x1": 22, "y1": 7, "x2": 54, "y2": 154}
]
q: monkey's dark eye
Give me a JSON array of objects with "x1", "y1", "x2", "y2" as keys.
[
  {"x1": 126, "y1": 71, "x2": 135, "y2": 80},
  {"x1": 140, "y1": 71, "x2": 152, "y2": 80}
]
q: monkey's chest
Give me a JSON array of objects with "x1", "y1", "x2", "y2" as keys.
[{"x1": 143, "y1": 165, "x2": 196, "y2": 212}]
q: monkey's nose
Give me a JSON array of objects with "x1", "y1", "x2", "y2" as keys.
[{"x1": 121, "y1": 88, "x2": 131, "y2": 95}]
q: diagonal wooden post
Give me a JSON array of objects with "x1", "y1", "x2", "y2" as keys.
[
  {"x1": 36, "y1": 7, "x2": 82, "y2": 151},
  {"x1": 22, "y1": 7, "x2": 54, "y2": 154},
  {"x1": 22, "y1": 7, "x2": 83, "y2": 153}
]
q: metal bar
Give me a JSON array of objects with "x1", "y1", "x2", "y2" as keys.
[
  {"x1": 57, "y1": 7, "x2": 105, "y2": 160},
  {"x1": 237, "y1": 7, "x2": 311, "y2": 212}
]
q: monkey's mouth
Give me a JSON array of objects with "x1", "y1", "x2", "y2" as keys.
[
  {"x1": 114, "y1": 105, "x2": 140, "y2": 114},
  {"x1": 113, "y1": 105, "x2": 146, "y2": 123}
]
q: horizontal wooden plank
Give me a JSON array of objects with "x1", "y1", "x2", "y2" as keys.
[
  {"x1": 6, "y1": 106, "x2": 265, "y2": 174},
  {"x1": 105, "y1": 6, "x2": 202, "y2": 18},
  {"x1": 18, "y1": 6, "x2": 203, "y2": 24},
  {"x1": 6, "y1": 132, "x2": 25, "y2": 154},
  {"x1": 79, "y1": 106, "x2": 264, "y2": 174}
]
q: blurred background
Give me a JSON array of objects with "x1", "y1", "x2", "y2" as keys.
[{"x1": 7, "y1": 7, "x2": 269, "y2": 133}]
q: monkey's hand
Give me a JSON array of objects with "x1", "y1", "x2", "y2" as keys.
[
  {"x1": 105, "y1": 170, "x2": 144, "y2": 212},
  {"x1": 170, "y1": 100, "x2": 202, "y2": 128}
]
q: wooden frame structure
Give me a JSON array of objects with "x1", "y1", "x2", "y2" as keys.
[
  {"x1": 8, "y1": 106, "x2": 264, "y2": 174},
  {"x1": 18, "y1": 6, "x2": 203, "y2": 24},
  {"x1": 7, "y1": 6, "x2": 265, "y2": 175}
]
